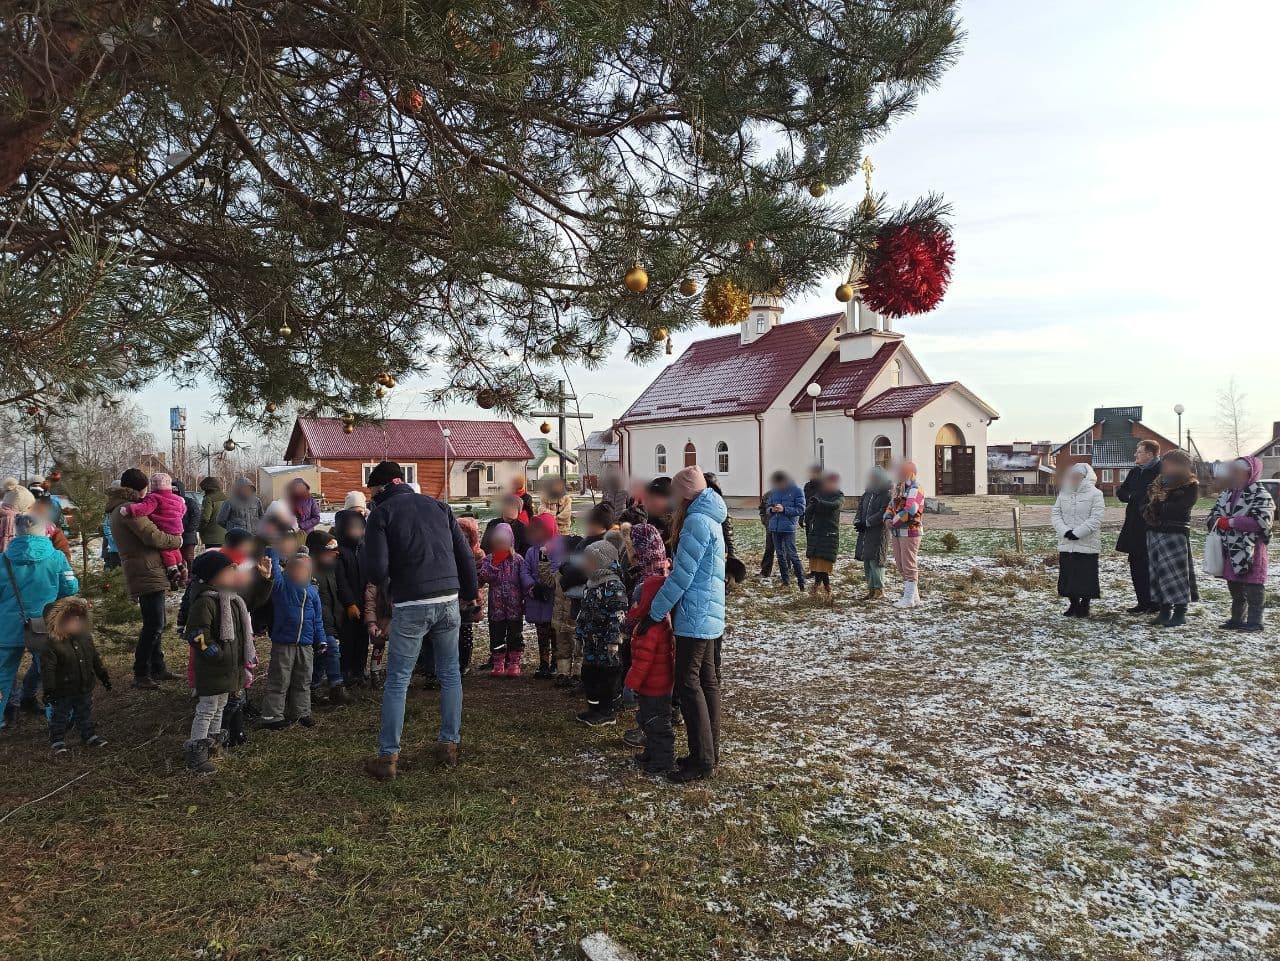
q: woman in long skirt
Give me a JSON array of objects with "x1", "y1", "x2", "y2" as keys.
[
  {"x1": 1051, "y1": 463, "x2": 1105, "y2": 617},
  {"x1": 805, "y1": 472, "x2": 843, "y2": 601},
  {"x1": 1142, "y1": 450, "x2": 1200, "y2": 627}
]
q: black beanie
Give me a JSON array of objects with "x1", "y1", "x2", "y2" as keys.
[
  {"x1": 647, "y1": 476, "x2": 672, "y2": 496},
  {"x1": 121, "y1": 468, "x2": 149, "y2": 492},
  {"x1": 587, "y1": 503, "x2": 615, "y2": 530},
  {"x1": 190, "y1": 550, "x2": 236, "y2": 583},
  {"x1": 366, "y1": 460, "x2": 403, "y2": 487},
  {"x1": 223, "y1": 528, "x2": 254, "y2": 549},
  {"x1": 305, "y1": 530, "x2": 339, "y2": 554}
]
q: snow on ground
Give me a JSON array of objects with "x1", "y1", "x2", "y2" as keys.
[{"x1": 706, "y1": 551, "x2": 1280, "y2": 959}]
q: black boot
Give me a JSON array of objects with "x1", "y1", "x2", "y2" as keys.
[
  {"x1": 1242, "y1": 589, "x2": 1265, "y2": 632},
  {"x1": 1062, "y1": 598, "x2": 1080, "y2": 618},
  {"x1": 1163, "y1": 604, "x2": 1187, "y2": 628},
  {"x1": 1222, "y1": 592, "x2": 1246, "y2": 630},
  {"x1": 1150, "y1": 605, "x2": 1172, "y2": 626},
  {"x1": 1077, "y1": 598, "x2": 1091, "y2": 618},
  {"x1": 184, "y1": 739, "x2": 215, "y2": 775}
]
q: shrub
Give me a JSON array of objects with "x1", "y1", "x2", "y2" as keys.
[{"x1": 940, "y1": 531, "x2": 961, "y2": 553}]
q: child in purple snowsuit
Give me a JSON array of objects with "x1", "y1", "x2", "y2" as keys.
[
  {"x1": 523, "y1": 512, "x2": 561, "y2": 678},
  {"x1": 479, "y1": 522, "x2": 534, "y2": 678},
  {"x1": 121, "y1": 471, "x2": 189, "y2": 587}
]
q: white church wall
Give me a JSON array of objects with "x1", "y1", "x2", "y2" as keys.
[
  {"x1": 620, "y1": 417, "x2": 763, "y2": 499},
  {"x1": 908, "y1": 391, "x2": 993, "y2": 495}
]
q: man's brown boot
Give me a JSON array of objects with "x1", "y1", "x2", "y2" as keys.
[
  {"x1": 365, "y1": 752, "x2": 398, "y2": 781},
  {"x1": 434, "y1": 741, "x2": 459, "y2": 768}
]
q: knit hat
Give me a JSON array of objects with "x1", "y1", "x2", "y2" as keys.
[
  {"x1": 586, "y1": 503, "x2": 614, "y2": 531},
  {"x1": 489, "y1": 522, "x2": 514, "y2": 548},
  {"x1": 343, "y1": 490, "x2": 367, "y2": 511},
  {"x1": 670, "y1": 465, "x2": 707, "y2": 504},
  {"x1": 366, "y1": 461, "x2": 403, "y2": 487},
  {"x1": 305, "y1": 530, "x2": 339, "y2": 555},
  {"x1": 629, "y1": 523, "x2": 667, "y2": 578},
  {"x1": 285, "y1": 546, "x2": 312, "y2": 568},
  {"x1": 121, "y1": 468, "x2": 149, "y2": 492},
  {"x1": 223, "y1": 528, "x2": 254, "y2": 550},
  {"x1": 14, "y1": 513, "x2": 41, "y2": 536},
  {"x1": 531, "y1": 512, "x2": 558, "y2": 543},
  {"x1": 646, "y1": 476, "x2": 672, "y2": 496},
  {"x1": 2, "y1": 478, "x2": 35, "y2": 512},
  {"x1": 584, "y1": 539, "x2": 620, "y2": 572},
  {"x1": 603, "y1": 529, "x2": 626, "y2": 555},
  {"x1": 149, "y1": 471, "x2": 174, "y2": 492},
  {"x1": 456, "y1": 515, "x2": 483, "y2": 559},
  {"x1": 191, "y1": 550, "x2": 237, "y2": 583}
]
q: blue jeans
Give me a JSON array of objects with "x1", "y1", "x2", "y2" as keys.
[
  {"x1": 378, "y1": 600, "x2": 462, "y2": 756},
  {"x1": 771, "y1": 530, "x2": 805, "y2": 586},
  {"x1": 311, "y1": 639, "x2": 343, "y2": 687}
]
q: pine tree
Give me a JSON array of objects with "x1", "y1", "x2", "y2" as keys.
[{"x1": 1, "y1": 0, "x2": 961, "y2": 422}]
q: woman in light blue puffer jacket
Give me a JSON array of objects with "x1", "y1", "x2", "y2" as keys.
[{"x1": 645, "y1": 467, "x2": 726, "y2": 783}]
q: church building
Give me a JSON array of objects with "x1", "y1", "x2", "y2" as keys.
[{"x1": 613, "y1": 296, "x2": 999, "y2": 503}]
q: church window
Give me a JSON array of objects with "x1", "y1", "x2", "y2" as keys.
[
  {"x1": 715, "y1": 441, "x2": 729, "y2": 473},
  {"x1": 655, "y1": 444, "x2": 667, "y2": 474}
]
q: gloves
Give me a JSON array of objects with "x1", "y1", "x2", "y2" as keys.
[
  {"x1": 1063, "y1": 530, "x2": 1078, "y2": 541},
  {"x1": 1216, "y1": 516, "x2": 1232, "y2": 532},
  {"x1": 315, "y1": 640, "x2": 329, "y2": 655},
  {"x1": 101, "y1": 675, "x2": 112, "y2": 691},
  {"x1": 346, "y1": 604, "x2": 361, "y2": 620},
  {"x1": 531, "y1": 584, "x2": 553, "y2": 602}
]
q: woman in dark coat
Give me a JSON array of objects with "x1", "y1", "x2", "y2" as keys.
[
  {"x1": 1142, "y1": 450, "x2": 1199, "y2": 627},
  {"x1": 853, "y1": 466, "x2": 892, "y2": 601},
  {"x1": 805, "y1": 472, "x2": 843, "y2": 601}
]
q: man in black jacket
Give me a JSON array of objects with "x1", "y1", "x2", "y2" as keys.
[
  {"x1": 1115, "y1": 439, "x2": 1162, "y2": 614},
  {"x1": 361, "y1": 461, "x2": 479, "y2": 780}
]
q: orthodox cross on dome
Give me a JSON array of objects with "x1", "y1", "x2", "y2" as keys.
[{"x1": 531, "y1": 379, "x2": 592, "y2": 480}]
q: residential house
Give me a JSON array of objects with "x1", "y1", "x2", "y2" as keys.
[
  {"x1": 576, "y1": 428, "x2": 620, "y2": 491},
  {"x1": 283, "y1": 417, "x2": 533, "y2": 503},
  {"x1": 526, "y1": 436, "x2": 578, "y2": 485},
  {"x1": 987, "y1": 442, "x2": 1057, "y2": 494},
  {"x1": 1052, "y1": 406, "x2": 1178, "y2": 496},
  {"x1": 1252, "y1": 422, "x2": 1280, "y2": 479},
  {"x1": 613, "y1": 295, "x2": 999, "y2": 503}
]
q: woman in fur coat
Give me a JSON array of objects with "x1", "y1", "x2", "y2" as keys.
[
  {"x1": 1142, "y1": 450, "x2": 1199, "y2": 627},
  {"x1": 1206, "y1": 455, "x2": 1274, "y2": 631},
  {"x1": 1051, "y1": 463, "x2": 1106, "y2": 617}
]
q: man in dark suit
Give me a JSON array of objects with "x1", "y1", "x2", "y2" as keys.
[{"x1": 1115, "y1": 439, "x2": 1162, "y2": 614}]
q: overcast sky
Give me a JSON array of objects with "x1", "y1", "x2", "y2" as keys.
[{"x1": 140, "y1": 0, "x2": 1280, "y2": 460}]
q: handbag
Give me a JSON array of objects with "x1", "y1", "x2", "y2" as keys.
[
  {"x1": 1202, "y1": 529, "x2": 1225, "y2": 578},
  {"x1": 4, "y1": 556, "x2": 50, "y2": 652}
]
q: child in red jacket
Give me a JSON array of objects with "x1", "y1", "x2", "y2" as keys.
[{"x1": 624, "y1": 574, "x2": 676, "y2": 774}]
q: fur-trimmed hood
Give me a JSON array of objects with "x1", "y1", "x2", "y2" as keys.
[{"x1": 45, "y1": 596, "x2": 92, "y2": 641}]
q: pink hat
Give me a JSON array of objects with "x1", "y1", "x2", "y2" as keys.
[
  {"x1": 670, "y1": 465, "x2": 707, "y2": 504},
  {"x1": 531, "y1": 512, "x2": 559, "y2": 542},
  {"x1": 149, "y1": 471, "x2": 174, "y2": 492}
]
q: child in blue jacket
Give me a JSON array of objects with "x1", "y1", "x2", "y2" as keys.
[
  {"x1": 259, "y1": 546, "x2": 328, "y2": 729},
  {"x1": 765, "y1": 470, "x2": 807, "y2": 590}
]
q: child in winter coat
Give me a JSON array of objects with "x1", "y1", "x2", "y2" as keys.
[
  {"x1": 305, "y1": 530, "x2": 354, "y2": 705},
  {"x1": 332, "y1": 508, "x2": 369, "y2": 684},
  {"x1": 183, "y1": 550, "x2": 272, "y2": 773},
  {"x1": 482, "y1": 495, "x2": 530, "y2": 555},
  {"x1": 42, "y1": 597, "x2": 111, "y2": 755},
  {"x1": 479, "y1": 522, "x2": 534, "y2": 677},
  {"x1": 524, "y1": 512, "x2": 561, "y2": 678},
  {"x1": 1207, "y1": 455, "x2": 1275, "y2": 631},
  {"x1": 260, "y1": 547, "x2": 328, "y2": 728},
  {"x1": 765, "y1": 471, "x2": 807, "y2": 590},
  {"x1": 540, "y1": 478, "x2": 574, "y2": 534},
  {"x1": 625, "y1": 576, "x2": 676, "y2": 774},
  {"x1": 455, "y1": 515, "x2": 485, "y2": 673},
  {"x1": 884, "y1": 461, "x2": 925, "y2": 609},
  {"x1": 120, "y1": 471, "x2": 188, "y2": 587},
  {"x1": 575, "y1": 539, "x2": 629, "y2": 726}
]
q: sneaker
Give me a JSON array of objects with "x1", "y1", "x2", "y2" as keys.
[
  {"x1": 51, "y1": 741, "x2": 69, "y2": 756},
  {"x1": 132, "y1": 676, "x2": 160, "y2": 691},
  {"x1": 257, "y1": 716, "x2": 290, "y2": 730},
  {"x1": 576, "y1": 709, "x2": 618, "y2": 727},
  {"x1": 622, "y1": 727, "x2": 647, "y2": 748},
  {"x1": 297, "y1": 715, "x2": 316, "y2": 728},
  {"x1": 85, "y1": 735, "x2": 108, "y2": 749},
  {"x1": 151, "y1": 669, "x2": 181, "y2": 683},
  {"x1": 671, "y1": 710, "x2": 685, "y2": 728}
]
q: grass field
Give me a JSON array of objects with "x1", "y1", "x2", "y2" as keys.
[{"x1": 2, "y1": 521, "x2": 1276, "y2": 960}]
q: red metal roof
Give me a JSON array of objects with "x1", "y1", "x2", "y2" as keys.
[
  {"x1": 854, "y1": 383, "x2": 956, "y2": 420},
  {"x1": 617, "y1": 313, "x2": 843, "y2": 424},
  {"x1": 788, "y1": 341, "x2": 900, "y2": 412},
  {"x1": 287, "y1": 417, "x2": 533, "y2": 461}
]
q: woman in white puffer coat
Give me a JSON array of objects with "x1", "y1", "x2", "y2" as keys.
[{"x1": 1051, "y1": 462, "x2": 1106, "y2": 618}]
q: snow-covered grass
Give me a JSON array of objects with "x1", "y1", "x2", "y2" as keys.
[{"x1": 1, "y1": 530, "x2": 1275, "y2": 960}]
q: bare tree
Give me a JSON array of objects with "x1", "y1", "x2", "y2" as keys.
[
  {"x1": 49, "y1": 397, "x2": 158, "y2": 489},
  {"x1": 1215, "y1": 377, "x2": 1257, "y2": 455}
]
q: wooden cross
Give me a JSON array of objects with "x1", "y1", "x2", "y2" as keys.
[{"x1": 531, "y1": 379, "x2": 593, "y2": 480}]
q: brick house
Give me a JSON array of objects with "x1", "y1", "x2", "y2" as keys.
[
  {"x1": 1252, "y1": 422, "x2": 1280, "y2": 479},
  {"x1": 1052, "y1": 406, "x2": 1178, "y2": 496},
  {"x1": 987, "y1": 442, "x2": 1057, "y2": 494},
  {"x1": 283, "y1": 417, "x2": 533, "y2": 504}
]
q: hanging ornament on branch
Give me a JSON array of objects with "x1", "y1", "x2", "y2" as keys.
[
  {"x1": 700, "y1": 277, "x2": 752, "y2": 328},
  {"x1": 860, "y1": 221, "x2": 954, "y2": 317},
  {"x1": 623, "y1": 261, "x2": 649, "y2": 293}
]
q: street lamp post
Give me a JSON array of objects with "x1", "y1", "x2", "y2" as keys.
[
  {"x1": 1174, "y1": 404, "x2": 1185, "y2": 450},
  {"x1": 441, "y1": 426, "x2": 452, "y2": 500},
  {"x1": 806, "y1": 382, "x2": 822, "y2": 464}
]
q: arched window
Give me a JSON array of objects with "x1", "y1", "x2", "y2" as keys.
[
  {"x1": 683, "y1": 442, "x2": 697, "y2": 468},
  {"x1": 655, "y1": 444, "x2": 667, "y2": 474},
  {"x1": 873, "y1": 435, "x2": 892, "y2": 471},
  {"x1": 715, "y1": 441, "x2": 729, "y2": 473},
  {"x1": 816, "y1": 437, "x2": 826, "y2": 468},
  {"x1": 891, "y1": 360, "x2": 903, "y2": 387},
  {"x1": 755, "y1": 312, "x2": 767, "y2": 333}
]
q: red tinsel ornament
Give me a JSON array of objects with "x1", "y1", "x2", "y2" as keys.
[{"x1": 860, "y1": 223, "x2": 954, "y2": 317}]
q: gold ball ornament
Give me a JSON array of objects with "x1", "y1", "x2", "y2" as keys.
[
  {"x1": 551, "y1": 341, "x2": 568, "y2": 357},
  {"x1": 396, "y1": 87, "x2": 425, "y2": 115},
  {"x1": 808, "y1": 182, "x2": 828, "y2": 198},
  {"x1": 742, "y1": 240, "x2": 755, "y2": 253},
  {"x1": 278, "y1": 323, "x2": 292, "y2": 337},
  {"x1": 265, "y1": 402, "x2": 277, "y2": 414},
  {"x1": 835, "y1": 283, "x2": 856, "y2": 303},
  {"x1": 623, "y1": 262, "x2": 649, "y2": 293},
  {"x1": 700, "y1": 277, "x2": 752, "y2": 328},
  {"x1": 343, "y1": 424, "x2": 355, "y2": 434},
  {"x1": 652, "y1": 327, "x2": 668, "y2": 342},
  {"x1": 679, "y1": 277, "x2": 698, "y2": 297},
  {"x1": 476, "y1": 388, "x2": 499, "y2": 410},
  {"x1": 222, "y1": 438, "x2": 236, "y2": 452},
  {"x1": 375, "y1": 386, "x2": 387, "y2": 399},
  {"x1": 376, "y1": 372, "x2": 391, "y2": 386},
  {"x1": 539, "y1": 422, "x2": 552, "y2": 435}
]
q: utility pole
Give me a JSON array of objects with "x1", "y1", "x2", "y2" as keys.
[{"x1": 531, "y1": 379, "x2": 593, "y2": 481}]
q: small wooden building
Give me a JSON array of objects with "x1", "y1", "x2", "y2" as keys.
[{"x1": 284, "y1": 417, "x2": 533, "y2": 504}]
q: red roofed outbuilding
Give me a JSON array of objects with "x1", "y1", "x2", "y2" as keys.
[
  {"x1": 614, "y1": 297, "x2": 999, "y2": 502},
  {"x1": 284, "y1": 417, "x2": 533, "y2": 503}
]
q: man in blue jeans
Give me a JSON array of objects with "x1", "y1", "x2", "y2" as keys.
[
  {"x1": 765, "y1": 470, "x2": 807, "y2": 590},
  {"x1": 360, "y1": 461, "x2": 479, "y2": 780}
]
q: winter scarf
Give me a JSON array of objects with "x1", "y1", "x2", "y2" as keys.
[
  {"x1": 1208, "y1": 456, "x2": 1275, "y2": 577},
  {"x1": 1143, "y1": 468, "x2": 1198, "y2": 530},
  {"x1": 216, "y1": 589, "x2": 256, "y2": 656}
]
